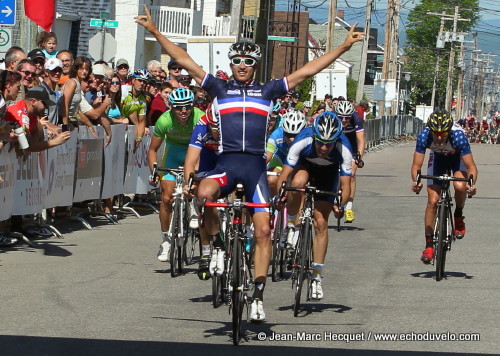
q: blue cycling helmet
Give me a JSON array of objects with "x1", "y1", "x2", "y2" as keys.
[
  {"x1": 169, "y1": 87, "x2": 194, "y2": 106},
  {"x1": 133, "y1": 69, "x2": 151, "y2": 80},
  {"x1": 313, "y1": 111, "x2": 342, "y2": 142},
  {"x1": 272, "y1": 101, "x2": 281, "y2": 113}
]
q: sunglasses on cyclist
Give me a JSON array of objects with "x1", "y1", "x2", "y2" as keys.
[
  {"x1": 314, "y1": 137, "x2": 336, "y2": 147},
  {"x1": 284, "y1": 133, "x2": 297, "y2": 139},
  {"x1": 230, "y1": 57, "x2": 257, "y2": 67},
  {"x1": 173, "y1": 105, "x2": 192, "y2": 111},
  {"x1": 338, "y1": 115, "x2": 351, "y2": 120}
]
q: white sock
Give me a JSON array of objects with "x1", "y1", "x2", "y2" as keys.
[
  {"x1": 345, "y1": 201, "x2": 353, "y2": 210},
  {"x1": 287, "y1": 214, "x2": 296, "y2": 226},
  {"x1": 311, "y1": 262, "x2": 324, "y2": 281}
]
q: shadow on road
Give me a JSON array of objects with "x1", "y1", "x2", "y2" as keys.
[
  {"x1": 277, "y1": 303, "x2": 353, "y2": 317},
  {"x1": 410, "y1": 271, "x2": 474, "y2": 279},
  {"x1": 0, "y1": 335, "x2": 469, "y2": 355}
]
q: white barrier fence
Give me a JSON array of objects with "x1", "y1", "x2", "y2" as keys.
[{"x1": 0, "y1": 124, "x2": 155, "y2": 220}]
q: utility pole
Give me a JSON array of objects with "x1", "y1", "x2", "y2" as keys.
[
  {"x1": 428, "y1": 8, "x2": 469, "y2": 111},
  {"x1": 355, "y1": 0, "x2": 374, "y2": 103},
  {"x1": 326, "y1": 0, "x2": 337, "y2": 53},
  {"x1": 229, "y1": 0, "x2": 245, "y2": 40},
  {"x1": 455, "y1": 41, "x2": 466, "y2": 120},
  {"x1": 430, "y1": 12, "x2": 446, "y2": 109},
  {"x1": 380, "y1": 0, "x2": 399, "y2": 116}
]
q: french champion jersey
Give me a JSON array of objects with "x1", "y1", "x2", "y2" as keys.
[
  {"x1": 189, "y1": 113, "x2": 219, "y2": 152},
  {"x1": 340, "y1": 112, "x2": 365, "y2": 136},
  {"x1": 285, "y1": 127, "x2": 353, "y2": 176},
  {"x1": 415, "y1": 125, "x2": 471, "y2": 156},
  {"x1": 201, "y1": 74, "x2": 289, "y2": 155}
]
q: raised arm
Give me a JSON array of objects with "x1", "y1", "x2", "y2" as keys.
[
  {"x1": 287, "y1": 24, "x2": 365, "y2": 89},
  {"x1": 135, "y1": 5, "x2": 206, "y2": 85}
]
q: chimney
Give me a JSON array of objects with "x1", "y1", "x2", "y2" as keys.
[{"x1": 337, "y1": 10, "x2": 344, "y2": 19}]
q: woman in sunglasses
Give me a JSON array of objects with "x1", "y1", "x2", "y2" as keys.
[
  {"x1": 136, "y1": 5, "x2": 364, "y2": 321},
  {"x1": 411, "y1": 109, "x2": 477, "y2": 264},
  {"x1": 276, "y1": 112, "x2": 353, "y2": 301}
]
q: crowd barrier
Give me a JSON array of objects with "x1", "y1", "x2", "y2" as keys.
[
  {"x1": 365, "y1": 115, "x2": 424, "y2": 148},
  {"x1": 0, "y1": 124, "x2": 156, "y2": 221}
]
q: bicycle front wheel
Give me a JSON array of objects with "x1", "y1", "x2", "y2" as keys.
[
  {"x1": 293, "y1": 218, "x2": 311, "y2": 317},
  {"x1": 435, "y1": 202, "x2": 448, "y2": 281},
  {"x1": 231, "y1": 235, "x2": 244, "y2": 345},
  {"x1": 170, "y1": 201, "x2": 181, "y2": 277},
  {"x1": 271, "y1": 210, "x2": 284, "y2": 282},
  {"x1": 184, "y1": 228, "x2": 199, "y2": 265}
]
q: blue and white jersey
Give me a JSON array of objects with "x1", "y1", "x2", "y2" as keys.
[
  {"x1": 201, "y1": 74, "x2": 289, "y2": 156},
  {"x1": 415, "y1": 124, "x2": 471, "y2": 156},
  {"x1": 266, "y1": 126, "x2": 290, "y2": 161},
  {"x1": 285, "y1": 127, "x2": 353, "y2": 176}
]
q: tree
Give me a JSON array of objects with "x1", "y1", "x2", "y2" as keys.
[{"x1": 404, "y1": 0, "x2": 479, "y2": 106}]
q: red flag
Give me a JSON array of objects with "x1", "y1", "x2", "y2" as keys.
[{"x1": 24, "y1": 0, "x2": 55, "y2": 32}]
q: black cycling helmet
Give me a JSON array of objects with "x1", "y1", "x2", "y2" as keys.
[
  {"x1": 427, "y1": 109, "x2": 453, "y2": 133},
  {"x1": 228, "y1": 41, "x2": 262, "y2": 61}
]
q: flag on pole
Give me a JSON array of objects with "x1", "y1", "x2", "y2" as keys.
[{"x1": 24, "y1": 0, "x2": 55, "y2": 32}]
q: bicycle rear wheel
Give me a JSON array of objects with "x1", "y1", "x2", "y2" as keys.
[
  {"x1": 293, "y1": 218, "x2": 311, "y2": 317},
  {"x1": 184, "y1": 228, "x2": 199, "y2": 265},
  {"x1": 170, "y1": 202, "x2": 181, "y2": 277},
  {"x1": 435, "y1": 202, "x2": 448, "y2": 281}
]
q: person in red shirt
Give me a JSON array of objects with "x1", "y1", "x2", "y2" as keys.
[
  {"x1": 5, "y1": 86, "x2": 70, "y2": 151},
  {"x1": 148, "y1": 81, "x2": 173, "y2": 126}
]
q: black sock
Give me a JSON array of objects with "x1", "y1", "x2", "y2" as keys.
[
  {"x1": 253, "y1": 282, "x2": 265, "y2": 301},
  {"x1": 213, "y1": 232, "x2": 225, "y2": 249},
  {"x1": 454, "y1": 207, "x2": 463, "y2": 218},
  {"x1": 425, "y1": 233, "x2": 434, "y2": 248}
]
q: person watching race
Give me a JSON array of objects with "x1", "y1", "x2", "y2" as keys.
[
  {"x1": 147, "y1": 87, "x2": 204, "y2": 263},
  {"x1": 136, "y1": 5, "x2": 364, "y2": 321},
  {"x1": 276, "y1": 112, "x2": 352, "y2": 301},
  {"x1": 335, "y1": 100, "x2": 365, "y2": 223},
  {"x1": 411, "y1": 109, "x2": 478, "y2": 264}
]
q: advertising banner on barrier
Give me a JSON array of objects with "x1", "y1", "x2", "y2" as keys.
[
  {"x1": 0, "y1": 146, "x2": 16, "y2": 220},
  {"x1": 43, "y1": 133, "x2": 78, "y2": 209},
  {"x1": 123, "y1": 125, "x2": 151, "y2": 194},
  {"x1": 102, "y1": 124, "x2": 126, "y2": 199},
  {"x1": 11, "y1": 151, "x2": 45, "y2": 215},
  {"x1": 73, "y1": 129, "x2": 104, "y2": 202}
]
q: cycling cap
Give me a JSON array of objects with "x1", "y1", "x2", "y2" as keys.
[
  {"x1": 228, "y1": 41, "x2": 262, "y2": 61},
  {"x1": 335, "y1": 100, "x2": 355, "y2": 116},
  {"x1": 313, "y1": 111, "x2": 342, "y2": 142},
  {"x1": 427, "y1": 109, "x2": 453, "y2": 133},
  {"x1": 169, "y1": 87, "x2": 194, "y2": 106},
  {"x1": 216, "y1": 70, "x2": 229, "y2": 80},
  {"x1": 205, "y1": 104, "x2": 220, "y2": 126},
  {"x1": 133, "y1": 69, "x2": 151, "y2": 80},
  {"x1": 282, "y1": 110, "x2": 307, "y2": 135}
]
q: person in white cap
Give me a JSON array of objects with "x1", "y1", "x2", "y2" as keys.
[
  {"x1": 41, "y1": 58, "x2": 63, "y2": 126},
  {"x1": 85, "y1": 63, "x2": 108, "y2": 105}
]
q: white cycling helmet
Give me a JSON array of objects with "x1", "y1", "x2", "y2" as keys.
[
  {"x1": 228, "y1": 41, "x2": 262, "y2": 61},
  {"x1": 335, "y1": 100, "x2": 355, "y2": 116},
  {"x1": 281, "y1": 110, "x2": 307, "y2": 135}
]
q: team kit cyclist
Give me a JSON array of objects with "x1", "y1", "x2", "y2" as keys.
[
  {"x1": 411, "y1": 110, "x2": 478, "y2": 263},
  {"x1": 136, "y1": 5, "x2": 365, "y2": 321}
]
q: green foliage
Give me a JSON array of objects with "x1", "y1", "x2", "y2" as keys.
[
  {"x1": 297, "y1": 77, "x2": 313, "y2": 102},
  {"x1": 346, "y1": 77, "x2": 357, "y2": 101},
  {"x1": 404, "y1": 0, "x2": 479, "y2": 105}
]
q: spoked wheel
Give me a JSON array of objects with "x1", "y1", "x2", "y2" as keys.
[
  {"x1": 184, "y1": 228, "x2": 199, "y2": 265},
  {"x1": 212, "y1": 248, "x2": 224, "y2": 308},
  {"x1": 435, "y1": 203, "x2": 447, "y2": 281},
  {"x1": 170, "y1": 236, "x2": 179, "y2": 277},
  {"x1": 169, "y1": 204, "x2": 183, "y2": 277},
  {"x1": 293, "y1": 220, "x2": 310, "y2": 317},
  {"x1": 271, "y1": 216, "x2": 283, "y2": 282},
  {"x1": 232, "y1": 237, "x2": 244, "y2": 345},
  {"x1": 337, "y1": 216, "x2": 341, "y2": 232}
]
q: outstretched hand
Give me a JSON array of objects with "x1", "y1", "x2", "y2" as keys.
[
  {"x1": 135, "y1": 5, "x2": 157, "y2": 33},
  {"x1": 342, "y1": 22, "x2": 365, "y2": 48}
]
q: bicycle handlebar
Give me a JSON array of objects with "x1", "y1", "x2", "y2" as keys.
[
  {"x1": 415, "y1": 169, "x2": 474, "y2": 198},
  {"x1": 204, "y1": 202, "x2": 270, "y2": 208},
  {"x1": 282, "y1": 184, "x2": 339, "y2": 198}
]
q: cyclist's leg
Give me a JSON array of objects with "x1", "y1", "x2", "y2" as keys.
[
  {"x1": 345, "y1": 138, "x2": 358, "y2": 222},
  {"x1": 452, "y1": 157, "x2": 468, "y2": 237},
  {"x1": 157, "y1": 178, "x2": 175, "y2": 262},
  {"x1": 287, "y1": 167, "x2": 309, "y2": 247},
  {"x1": 312, "y1": 201, "x2": 331, "y2": 265}
]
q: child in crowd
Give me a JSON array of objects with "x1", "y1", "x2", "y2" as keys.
[{"x1": 38, "y1": 31, "x2": 59, "y2": 58}]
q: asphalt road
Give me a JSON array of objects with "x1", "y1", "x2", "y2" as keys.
[{"x1": 1, "y1": 142, "x2": 498, "y2": 355}]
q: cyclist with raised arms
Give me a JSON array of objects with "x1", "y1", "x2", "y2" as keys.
[
  {"x1": 411, "y1": 109, "x2": 477, "y2": 264},
  {"x1": 277, "y1": 112, "x2": 353, "y2": 300},
  {"x1": 335, "y1": 100, "x2": 365, "y2": 223},
  {"x1": 148, "y1": 88, "x2": 204, "y2": 263},
  {"x1": 136, "y1": 6, "x2": 364, "y2": 321}
]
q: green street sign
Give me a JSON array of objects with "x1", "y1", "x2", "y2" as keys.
[
  {"x1": 267, "y1": 36, "x2": 297, "y2": 42},
  {"x1": 90, "y1": 19, "x2": 118, "y2": 28}
]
